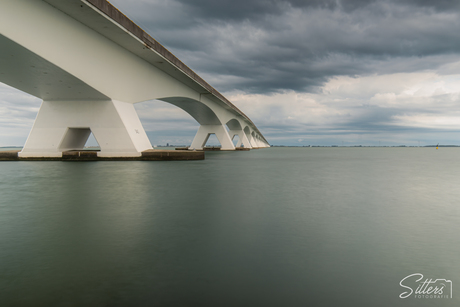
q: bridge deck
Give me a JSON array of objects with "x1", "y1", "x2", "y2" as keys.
[{"x1": 42, "y1": 0, "x2": 268, "y2": 144}]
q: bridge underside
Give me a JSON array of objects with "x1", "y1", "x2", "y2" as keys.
[
  {"x1": 0, "y1": 33, "x2": 108, "y2": 101},
  {"x1": 0, "y1": 0, "x2": 269, "y2": 157}
]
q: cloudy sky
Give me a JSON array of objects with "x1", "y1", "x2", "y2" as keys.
[{"x1": 2, "y1": 0, "x2": 460, "y2": 146}]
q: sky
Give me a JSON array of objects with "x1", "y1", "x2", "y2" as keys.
[{"x1": 2, "y1": 0, "x2": 460, "y2": 146}]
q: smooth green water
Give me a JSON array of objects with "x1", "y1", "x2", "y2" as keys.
[{"x1": 0, "y1": 148, "x2": 459, "y2": 306}]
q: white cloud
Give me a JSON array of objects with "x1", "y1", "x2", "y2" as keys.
[
  {"x1": 393, "y1": 114, "x2": 460, "y2": 129},
  {"x1": 221, "y1": 71, "x2": 460, "y2": 145}
]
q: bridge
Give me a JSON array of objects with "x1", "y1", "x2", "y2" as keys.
[{"x1": 0, "y1": 0, "x2": 269, "y2": 158}]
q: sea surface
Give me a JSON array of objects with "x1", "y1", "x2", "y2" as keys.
[{"x1": 0, "y1": 147, "x2": 459, "y2": 307}]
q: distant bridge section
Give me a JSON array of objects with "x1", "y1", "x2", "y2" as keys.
[{"x1": 0, "y1": 0, "x2": 269, "y2": 157}]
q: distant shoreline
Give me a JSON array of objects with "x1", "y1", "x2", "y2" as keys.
[
  {"x1": 2, "y1": 145, "x2": 459, "y2": 149},
  {"x1": 270, "y1": 145, "x2": 460, "y2": 148}
]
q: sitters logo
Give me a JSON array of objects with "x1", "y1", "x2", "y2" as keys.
[{"x1": 399, "y1": 273, "x2": 452, "y2": 299}]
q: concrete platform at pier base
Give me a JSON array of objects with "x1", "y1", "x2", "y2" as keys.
[{"x1": 0, "y1": 150, "x2": 204, "y2": 161}]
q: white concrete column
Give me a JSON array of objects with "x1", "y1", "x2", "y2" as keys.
[
  {"x1": 249, "y1": 134, "x2": 258, "y2": 148},
  {"x1": 19, "y1": 100, "x2": 152, "y2": 157},
  {"x1": 190, "y1": 125, "x2": 235, "y2": 150},
  {"x1": 257, "y1": 137, "x2": 264, "y2": 148},
  {"x1": 256, "y1": 136, "x2": 265, "y2": 148},
  {"x1": 228, "y1": 129, "x2": 252, "y2": 148},
  {"x1": 228, "y1": 131, "x2": 241, "y2": 147},
  {"x1": 235, "y1": 137, "x2": 242, "y2": 147}
]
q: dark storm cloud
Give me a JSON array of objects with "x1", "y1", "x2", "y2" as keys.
[
  {"x1": 175, "y1": 0, "x2": 460, "y2": 20},
  {"x1": 108, "y1": 0, "x2": 460, "y2": 94},
  {"x1": 171, "y1": 0, "x2": 337, "y2": 21},
  {"x1": 398, "y1": 0, "x2": 460, "y2": 11}
]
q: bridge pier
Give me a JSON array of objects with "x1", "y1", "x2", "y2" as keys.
[
  {"x1": 19, "y1": 100, "x2": 152, "y2": 158},
  {"x1": 228, "y1": 129, "x2": 252, "y2": 148},
  {"x1": 0, "y1": 0, "x2": 268, "y2": 153},
  {"x1": 248, "y1": 134, "x2": 258, "y2": 148},
  {"x1": 190, "y1": 125, "x2": 236, "y2": 150}
]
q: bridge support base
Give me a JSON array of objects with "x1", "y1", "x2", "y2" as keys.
[
  {"x1": 228, "y1": 129, "x2": 252, "y2": 149},
  {"x1": 190, "y1": 125, "x2": 235, "y2": 150},
  {"x1": 19, "y1": 100, "x2": 152, "y2": 158}
]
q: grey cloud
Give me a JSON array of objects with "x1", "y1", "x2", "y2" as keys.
[
  {"x1": 172, "y1": 0, "x2": 378, "y2": 21},
  {"x1": 108, "y1": 0, "x2": 460, "y2": 94},
  {"x1": 157, "y1": 0, "x2": 459, "y2": 22},
  {"x1": 253, "y1": 92, "x2": 460, "y2": 145},
  {"x1": 397, "y1": 0, "x2": 460, "y2": 11}
]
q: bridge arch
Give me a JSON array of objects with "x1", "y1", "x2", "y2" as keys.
[
  {"x1": 158, "y1": 97, "x2": 221, "y2": 126},
  {"x1": 225, "y1": 118, "x2": 252, "y2": 148},
  {"x1": 244, "y1": 126, "x2": 258, "y2": 148},
  {"x1": 1, "y1": 0, "x2": 268, "y2": 157},
  {"x1": 226, "y1": 118, "x2": 243, "y2": 131},
  {"x1": 156, "y1": 97, "x2": 234, "y2": 150},
  {"x1": 251, "y1": 131, "x2": 261, "y2": 148},
  {"x1": 244, "y1": 126, "x2": 252, "y2": 140}
]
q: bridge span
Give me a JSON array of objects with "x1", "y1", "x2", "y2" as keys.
[{"x1": 0, "y1": 0, "x2": 269, "y2": 157}]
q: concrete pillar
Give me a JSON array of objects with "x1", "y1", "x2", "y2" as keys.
[
  {"x1": 249, "y1": 134, "x2": 258, "y2": 148},
  {"x1": 235, "y1": 137, "x2": 242, "y2": 148},
  {"x1": 228, "y1": 129, "x2": 252, "y2": 148},
  {"x1": 19, "y1": 100, "x2": 152, "y2": 157},
  {"x1": 190, "y1": 125, "x2": 235, "y2": 150}
]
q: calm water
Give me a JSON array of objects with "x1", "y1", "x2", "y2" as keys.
[{"x1": 0, "y1": 147, "x2": 459, "y2": 307}]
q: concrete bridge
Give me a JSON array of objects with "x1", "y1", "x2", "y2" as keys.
[{"x1": 0, "y1": 0, "x2": 269, "y2": 158}]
